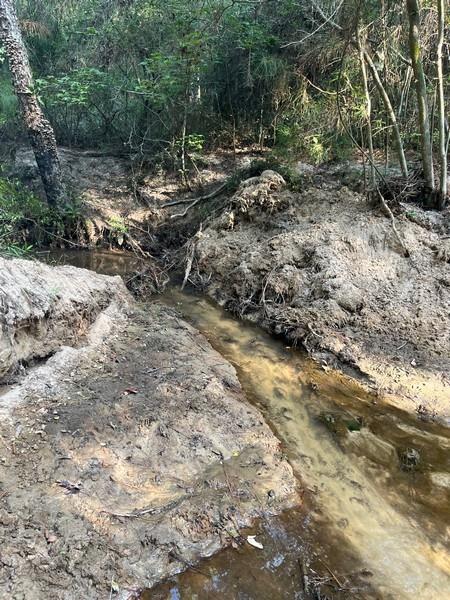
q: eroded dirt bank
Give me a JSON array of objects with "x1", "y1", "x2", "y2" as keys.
[
  {"x1": 0, "y1": 257, "x2": 130, "y2": 383},
  {"x1": 11, "y1": 146, "x2": 450, "y2": 418},
  {"x1": 187, "y1": 170, "x2": 450, "y2": 419},
  {"x1": 0, "y1": 259, "x2": 297, "y2": 599}
]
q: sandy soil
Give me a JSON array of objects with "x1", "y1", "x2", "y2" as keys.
[
  {"x1": 0, "y1": 261, "x2": 297, "y2": 599},
  {"x1": 187, "y1": 170, "x2": 450, "y2": 421},
  {"x1": 0, "y1": 257, "x2": 130, "y2": 382}
]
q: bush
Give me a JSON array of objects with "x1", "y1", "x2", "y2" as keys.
[{"x1": 0, "y1": 178, "x2": 81, "y2": 256}]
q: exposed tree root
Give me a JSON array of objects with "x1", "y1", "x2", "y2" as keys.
[{"x1": 181, "y1": 225, "x2": 203, "y2": 289}]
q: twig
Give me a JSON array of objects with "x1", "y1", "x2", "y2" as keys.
[
  {"x1": 171, "y1": 196, "x2": 206, "y2": 219},
  {"x1": 298, "y1": 558, "x2": 310, "y2": 595},
  {"x1": 307, "y1": 323, "x2": 323, "y2": 338},
  {"x1": 377, "y1": 189, "x2": 409, "y2": 257},
  {"x1": 221, "y1": 461, "x2": 236, "y2": 499},
  {"x1": 281, "y1": 0, "x2": 344, "y2": 47},
  {"x1": 164, "y1": 180, "x2": 228, "y2": 208},
  {"x1": 101, "y1": 497, "x2": 184, "y2": 519},
  {"x1": 320, "y1": 558, "x2": 344, "y2": 589}
]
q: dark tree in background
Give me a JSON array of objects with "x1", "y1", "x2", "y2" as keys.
[{"x1": 0, "y1": 0, "x2": 64, "y2": 206}]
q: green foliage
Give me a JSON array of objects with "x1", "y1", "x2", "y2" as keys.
[
  {"x1": 35, "y1": 68, "x2": 109, "y2": 108},
  {"x1": 106, "y1": 215, "x2": 128, "y2": 234},
  {"x1": 0, "y1": 0, "x2": 444, "y2": 174},
  {"x1": 0, "y1": 178, "x2": 81, "y2": 256}
]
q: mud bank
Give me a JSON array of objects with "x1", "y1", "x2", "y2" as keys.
[
  {"x1": 13, "y1": 147, "x2": 254, "y2": 248},
  {"x1": 0, "y1": 259, "x2": 297, "y2": 599},
  {"x1": 189, "y1": 171, "x2": 450, "y2": 419},
  {"x1": 0, "y1": 257, "x2": 130, "y2": 383}
]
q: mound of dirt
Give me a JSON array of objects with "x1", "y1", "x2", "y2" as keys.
[
  {"x1": 0, "y1": 261, "x2": 297, "y2": 599},
  {"x1": 0, "y1": 257, "x2": 130, "y2": 382},
  {"x1": 191, "y1": 171, "x2": 450, "y2": 419}
]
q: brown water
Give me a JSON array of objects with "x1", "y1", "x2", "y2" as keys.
[
  {"x1": 41, "y1": 251, "x2": 450, "y2": 599},
  {"x1": 36, "y1": 248, "x2": 144, "y2": 276}
]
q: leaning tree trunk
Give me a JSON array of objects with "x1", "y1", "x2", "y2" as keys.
[
  {"x1": 436, "y1": 0, "x2": 447, "y2": 208},
  {"x1": 363, "y1": 48, "x2": 409, "y2": 178},
  {"x1": 0, "y1": 0, "x2": 64, "y2": 206},
  {"x1": 406, "y1": 0, "x2": 435, "y2": 192},
  {"x1": 357, "y1": 30, "x2": 376, "y2": 188}
]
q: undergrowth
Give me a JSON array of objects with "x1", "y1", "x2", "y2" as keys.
[{"x1": 0, "y1": 178, "x2": 82, "y2": 257}]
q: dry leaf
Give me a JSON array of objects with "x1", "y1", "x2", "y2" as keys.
[{"x1": 247, "y1": 535, "x2": 263, "y2": 550}]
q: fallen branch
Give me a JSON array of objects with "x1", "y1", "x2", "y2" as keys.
[
  {"x1": 126, "y1": 233, "x2": 151, "y2": 258},
  {"x1": 377, "y1": 189, "x2": 409, "y2": 257},
  {"x1": 164, "y1": 180, "x2": 228, "y2": 208},
  {"x1": 169, "y1": 181, "x2": 231, "y2": 218}
]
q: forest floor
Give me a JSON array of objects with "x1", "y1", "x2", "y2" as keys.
[{"x1": 0, "y1": 258, "x2": 297, "y2": 599}]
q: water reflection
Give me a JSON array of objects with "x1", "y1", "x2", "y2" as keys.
[{"x1": 37, "y1": 248, "x2": 144, "y2": 277}]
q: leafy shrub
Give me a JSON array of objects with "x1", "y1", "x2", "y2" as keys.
[{"x1": 0, "y1": 178, "x2": 81, "y2": 256}]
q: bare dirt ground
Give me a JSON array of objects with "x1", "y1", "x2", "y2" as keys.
[
  {"x1": 0, "y1": 259, "x2": 297, "y2": 599},
  {"x1": 187, "y1": 170, "x2": 450, "y2": 421},
  {"x1": 13, "y1": 147, "x2": 254, "y2": 250}
]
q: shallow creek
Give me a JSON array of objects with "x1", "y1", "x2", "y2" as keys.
[{"x1": 41, "y1": 250, "x2": 450, "y2": 599}]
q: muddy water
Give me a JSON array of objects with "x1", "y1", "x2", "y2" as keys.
[
  {"x1": 40, "y1": 251, "x2": 450, "y2": 599},
  {"x1": 151, "y1": 290, "x2": 450, "y2": 600},
  {"x1": 36, "y1": 248, "x2": 144, "y2": 276}
]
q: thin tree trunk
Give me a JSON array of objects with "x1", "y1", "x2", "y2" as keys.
[
  {"x1": 436, "y1": 0, "x2": 447, "y2": 208},
  {"x1": 406, "y1": 0, "x2": 435, "y2": 190},
  {"x1": 180, "y1": 101, "x2": 189, "y2": 189},
  {"x1": 308, "y1": 1, "x2": 408, "y2": 177},
  {"x1": 363, "y1": 48, "x2": 409, "y2": 177},
  {"x1": 0, "y1": 0, "x2": 64, "y2": 206},
  {"x1": 357, "y1": 30, "x2": 376, "y2": 188}
]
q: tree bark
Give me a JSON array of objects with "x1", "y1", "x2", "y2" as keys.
[
  {"x1": 0, "y1": 0, "x2": 64, "y2": 206},
  {"x1": 406, "y1": 0, "x2": 435, "y2": 191},
  {"x1": 436, "y1": 0, "x2": 447, "y2": 208}
]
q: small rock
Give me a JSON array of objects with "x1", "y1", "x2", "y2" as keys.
[{"x1": 400, "y1": 447, "x2": 421, "y2": 471}]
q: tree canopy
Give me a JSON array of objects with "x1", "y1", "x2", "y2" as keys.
[{"x1": 0, "y1": 0, "x2": 448, "y2": 203}]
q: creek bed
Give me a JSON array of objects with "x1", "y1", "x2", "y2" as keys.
[{"x1": 40, "y1": 250, "x2": 450, "y2": 599}]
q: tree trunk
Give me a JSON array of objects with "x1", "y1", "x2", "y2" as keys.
[
  {"x1": 406, "y1": 0, "x2": 435, "y2": 191},
  {"x1": 357, "y1": 30, "x2": 376, "y2": 188},
  {"x1": 363, "y1": 48, "x2": 409, "y2": 178},
  {"x1": 308, "y1": 1, "x2": 409, "y2": 178},
  {"x1": 0, "y1": 0, "x2": 64, "y2": 206},
  {"x1": 436, "y1": 0, "x2": 447, "y2": 208}
]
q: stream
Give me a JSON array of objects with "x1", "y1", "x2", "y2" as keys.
[{"x1": 40, "y1": 250, "x2": 450, "y2": 599}]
